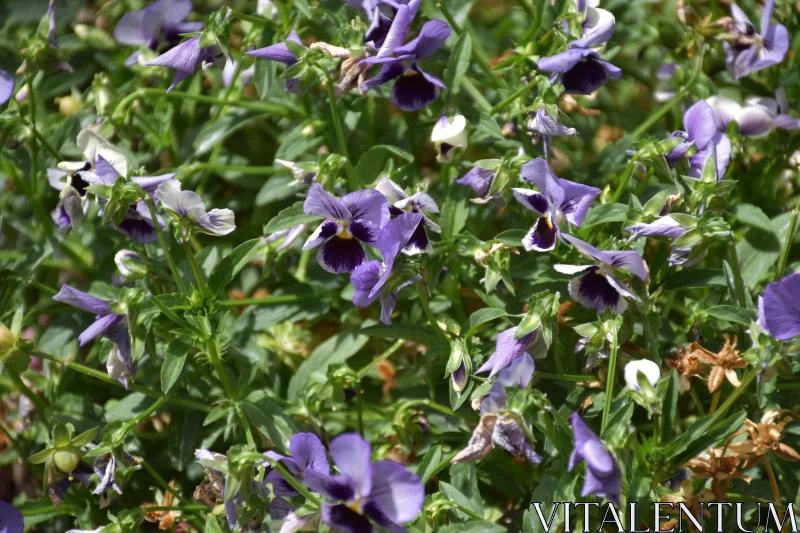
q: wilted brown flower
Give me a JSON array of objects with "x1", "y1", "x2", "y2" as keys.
[
  {"x1": 665, "y1": 342, "x2": 709, "y2": 394},
  {"x1": 310, "y1": 42, "x2": 369, "y2": 97},
  {"x1": 694, "y1": 335, "x2": 747, "y2": 394},
  {"x1": 661, "y1": 480, "x2": 714, "y2": 532},
  {"x1": 686, "y1": 447, "x2": 752, "y2": 500},
  {"x1": 728, "y1": 410, "x2": 800, "y2": 468},
  {"x1": 143, "y1": 481, "x2": 179, "y2": 530}
]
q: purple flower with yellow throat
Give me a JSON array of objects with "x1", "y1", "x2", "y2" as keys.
[
  {"x1": 350, "y1": 213, "x2": 423, "y2": 324},
  {"x1": 512, "y1": 159, "x2": 600, "y2": 252},
  {"x1": 555, "y1": 234, "x2": 647, "y2": 313},
  {"x1": 304, "y1": 433, "x2": 424, "y2": 533},
  {"x1": 303, "y1": 183, "x2": 389, "y2": 274},
  {"x1": 359, "y1": 0, "x2": 451, "y2": 111}
]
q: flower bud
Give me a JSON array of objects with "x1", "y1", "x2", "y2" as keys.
[
  {"x1": 0, "y1": 326, "x2": 16, "y2": 351},
  {"x1": 55, "y1": 95, "x2": 83, "y2": 116},
  {"x1": 54, "y1": 450, "x2": 80, "y2": 474},
  {"x1": 623, "y1": 359, "x2": 660, "y2": 392},
  {"x1": 431, "y1": 115, "x2": 468, "y2": 163},
  {"x1": 114, "y1": 250, "x2": 147, "y2": 277}
]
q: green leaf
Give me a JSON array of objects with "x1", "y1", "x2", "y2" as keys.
[
  {"x1": 263, "y1": 202, "x2": 322, "y2": 233},
  {"x1": 242, "y1": 391, "x2": 299, "y2": 452},
  {"x1": 71, "y1": 427, "x2": 99, "y2": 447},
  {"x1": 493, "y1": 229, "x2": 526, "y2": 247},
  {"x1": 193, "y1": 109, "x2": 259, "y2": 155},
  {"x1": 205, "y1": 514, "x2": 224, "y2": 533},
  {"x1": 208, "y1": 239, "x2": 263, "y2": 295},
  {"x1": 664, "y1": 410, "x2": 747, "y2": 466},
  {"x1": 462, "y1": 308, "x2": 507, "y2": 336},
  {"x1": 705, "y1": 305, "x2": 756, "y2": 326},
  {"x1": 413, "y1": 445, "x2": 444, "y2": 483},
  {"x1": 437, "y1": 523, "x2": 506, "y2": 533},
  {"x1": 291, "y1": 0, "x2": 311, "y2": 18},
  {"x1": 659, "y1": 370, "x2": 680, "y2": 442},
  {"x1": 29, "y1": 448, "x2": 55, "y2": 464},
  {"x1": 580, "y1": 203, "x2": 629, "y2": 230},
  {"x1": 661, "y1": 269, "x2": 727, "y2": 290},
  {"x1": 732, "y1": 203, "x2": 773, "y2": 233},
  {"x1": 440, "y1": 482, "x2": 480, "y2": 521},
  {"x1": 361, "y1": 323, "x2": 447, "y2": 348},
  {"x1": 287, "y1": 328, "x2": 369, "y2": 401},
  {"x1": 161, "y1": 339, "x2": 190, "y2": 394},
  {"x1": 168, "y1": 411, "x2": 202, "y2": 472},
  {"x1": 471, "y1": 112, "x2": 504, "y2": 139},
  {"x1": 444, "y1": 32, "x2": 471, "y2": 95},
  {"x1": 441, "y1": 189, "x2": 470, "y2": 241},
  {"x1": 355, "y1": 145, "x2": 415, "y2": 184}
]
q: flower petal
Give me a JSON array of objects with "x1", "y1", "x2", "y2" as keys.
[
  {"x1": 523, "y1": 215, "x2": 558, "y2": 252},
  {"x1": 568, "y1": 269, "x2": 628, "y2": 313},
  {"x1": 761, "y1": 272, "x2": 800, "y2": 341},
  {"x1": 378, "y1": 212, "x2": 424, "y2": 267},
  {"x1": 304, "y1": 183, "x2": 351, "y2": 221},
  {"x1": 360, "y1": 60, "x2": 405, "y2": 93},
  {"x1": 317, "y1": 236, "x2": 368, "y2": 273},
  {"x1": 341, "y1": 188, "x2": 390, "y2": 228},
  {"x1": 705, "y1": 95, "x2": 742, "y2": 132},
  {"x1": 291, "y1": 433, "x2": 329, "y2": 474},
  {"x1": 53, "y1": 285, "x2": 110, "y2": 314},
  {"x1": 79, "y1": 313, "x2": 122, "y2": 347},
  {"x1": 737, "y1": 104, "x2": 777, "y2": 137},
  {"x1": 0, "y1": 68, "x2": 15, "y2": 105},
  {"x1": 365, "y1": 460, "x2": 424, "y2": 524},
  {"x1": 352, "y1": 260, "x2": 384, "y2": 306},
  {"x1": 329, "y1": 433, "x2": 373, "y2": 499},
  {"x1": 390, "y1": 65, "x2": 443, "y2": 111},
  {"x1": 394, "y1": 19, "x2": 451, "y2": 59},
  {"x1": 683, "y1": 100, "x2": 717, "y2": 149},
  {"x1": 350, "y1": 219, "x2": 381, "y2": 247},
  {"x1": 456, "y1": 167, "x2": 495, "y2": 198},
  {"x1": 477, "y1": 327, "x2": 536, "y2": 377},
  {"x1": 303, "y1": 220, "x2": 340, "y2": 250},
  {"x1": 247, "y1": 31, "x2": 301, "y2": 65},
  {"x1": 375, "y1": 177, "x2": 409, "y2": 204},
  {"x1": 0, "y1": 501, "x2": 24, "y2": 533},
  {"x1": 512, "y1": 188, "x2": 548, "y2": 214},
  {"x1": 537, "y1": 48, "x2": 590, "y2": 74},
  {"x1": 570, "y1": 7, "x2": 615, "y2": 49},
  {"x1": 320, "y1": 503, "x2": 374, "y2": 533}
]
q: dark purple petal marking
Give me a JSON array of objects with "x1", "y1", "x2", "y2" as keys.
[
  {"x1": 569, "y1": 269, "x2": 627, "y2": 312},
  {"x1": 317, "y1": 236, "x2": 368, "y2": 274},
  {"x1": 523, "y1": 215, "x2": 558, "y2": 252},
  {"x1": 390, "y1": 65, "x2": 442, "y2": 111},
  {"x1": 320, "y1": 503, "x2": 374, "y2": 533}
]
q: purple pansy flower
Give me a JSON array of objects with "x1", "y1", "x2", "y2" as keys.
[
  {"x1": 114, "y1": 0, "x2": 203, "y2": 66},
  {"x1": 477, "y1": 327, "x2": 539, "y2": 378},
  {"x1": 146, "y1": 35, "x2": 219, "y2": 92},
  {"x1": 538, "y1": 48, "x2": 621, "y2": 95},
  {"x1": 302, "y1": 183, "x2": 389, "y2": 274},
  {"x1": 351, "y1": 213, "x2": 423, "y2": 324},
  {"x1": 569, "y1": 413, "x2": 621, "y2": 505},
  {"x1": 52, "y1": 286, "x2": 135, "y2": 389},
  {"x1": 269, "y1": 497, "x2": 321, "y2": 533},
  {"x1": 155, "y1": 180, "x2": 235, "y2": 237},
  {"x1": 264, "y1": 432, "x2": 330, "y2": 497},
  {"x1": 527, "y1": 108, "x2": 578, "y2": 138},
  {"x1": 304, "y1": 433, "x2": 425, "y2": 533},
  {"x1": 246, "y1": 31, "x2": 305, "y2": 93},
  {"x1": 375, "y1": 177, "x2": 440, "y2": 255},
  {"x1": 512, "y1": 159, "x2": 600, "y2": 252},
  {"x1": 0, "y1": 68, "x2": 14, "y2": 105},
  {"x1": 665, "y1": 100, "x2": 731, "y2": 181},
  {"x1": 360, "y1": 0, "x2": 451, "y2": 111},
  {"x1": 556, "y1": 234, "x2": 647, "y2": 313},
  {"x1": 723, "y1": 0, "x2": 789, "y2": 79},
  {"x1": 706, "y1": 90, "x2": 800, "y2": 138},
  {"x1": 456, "y1": 167, "x2": 496, "y2": 200},
  {"x1": 625, "y1": 216, "x2": 688, "y2": 241},
  {"x1": 480, "y1": 352, "x2": 536, "y2": 414},
  {"x1": 758, "y1": 272, "x2": 800, "y2": 341},
  {"x1": 569, "y1": 5, "x2": 616, "y2": 50},
  {"x1": 0, "y1": 501, "x2": 23, "y2": 533}
]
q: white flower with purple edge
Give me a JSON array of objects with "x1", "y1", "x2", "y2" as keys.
[
  {"x1": 156, "y1": 180, "x2": 236, "y2": 237},
  {"x1": 431, "y1": 114, "x2": 467, "y2": 163}
]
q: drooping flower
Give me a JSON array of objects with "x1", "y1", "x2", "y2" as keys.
[
  {"x1": 350, "y1": 213, "x2": 423, "y2": 324},
  {"x1": 512, "y1": 158, "x2": 600, "y2": 252},
  {"x1": 527, "y1": 108, "x2": 578, "y2": 138},
  {"x1": 758, "y1": 272, "x2": 800, "y2": 341},
  {"x1": 0, "y1": 68, "x2": 14, "y2": 105},
  {"x1": 623, "y1": 359, "x2": 660, "y2": 391},
  {"x1": 625, "y1": 216, "x2": 688, "y2": 241},
  {"x1": 264, "y1": 433, "x2": 330, "y2": 497},
  {"x1": 723, "y1": 0, "x2": 789, "y2": 79},
  {"x1": 568, "y1": 412, "x2": 621, "y2": 505},
  {"x1": 274, "y1": 159, "x2": 318, "y2": 186},
  {"x1": 479, "y1": 352, "x2": 536, "y2": 414},
  {"x1": 114, "y1": 0, "x2": 203, "y2": 66},
  {"x1": 52, "y1": 286, "x2": 134, "y2": 388},
  {"x1": 538, "y1": 48, "x2": 621, "y2": 95},
  {"x1": 265, "y1": 224, "x2": 310, "y2": 252},
  {"x1": 156, "y1": 180, "x2": 235, "y2": 237},
  {"x1": 431, "y1": 115, "x2": 467, "y2": 163},
  {"x1": 0, "y1": 501, "x2": 23, "y2": 533},
  {"x1": 146, "y1": 35, "x2": 219, "y2": 92},
  {"x1": 569, "y1": 5, "x2": 616, "y2": 49},
  {"x1": 246, "y1": 31, "x2": 305, "y2": 93},
  {"x1": 555, "y1": 234, "x2": 647, "y2": 313},
  {"x1": 705, "y1": 90, "x2": 800, "y2": 138},
  {"x1": 270, "y1": 497, "x2": 321, "y2": 533},
  {"x1": 302, "y1": 184, "x2": 389, "y2": 273},
  {"x1": 303, "y1": 433, "x2": 425, "y2": 533},
  {"x1": 477, "y1": 327, "x2": 541, "y2": 378},
  {"x1": 654, "y1": 63, "x2": 677, "y2": 102},
  {"x1": 456, "y1": 167, "x2": 496, "y2": 200},
  {"x1": 665, "y1": 100, "x2": 731, "y2": 181},
  {"x1": 360, "y1": 4, "x2": 451, "y2": 111},
  {"x1": 375, "y1": 177, "x2": 440, "y2": 254}
]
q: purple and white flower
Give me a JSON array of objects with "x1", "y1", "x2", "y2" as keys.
[
  {"x1": 570, "y1": 4, "x2": 616, "y2": 50},
  {"x1": 569, "y1": 412, "x2": 621, "y2": 505},
  {"x1": 246, "y1": 31, "x2": 305, "y2": 93},
  {"x1": 477, "y1": 327, "x2": 540, "y2": 378},
  {"x1": 431, "y1": 114, "x2": 467, "y2": 163},
  {"x1": 269, "y1": 497, "x2": 321, "y2": 533},
  {"x1": 350, "y1": 213, "x2": 423, "y2": 324},
  {"x1": 52, "y1": 286, "x2": 135, "y2": 389},
  {"x1": 705, "y1": 89, "x2": 800, "y2": 138},
  {"x1": 302, "y1": 183, "x2": 389, "y2": 273},
  {"x1": 275, "y1": 159, "x2": 318, "y2": 186},
  {"x1": 512, "y1": 158, "x2": 600, "y2": 252},
  {"x1": 527, "y1": 108, "x2": 578, "y2": 138},
  {"x1": 264, "y1": 432, "x2": 330, "y2": 497},
  {"x1": 758, "y1": 272, "x2": 800, "y2": 341},
  {"x1": 625, "y1": 216, "x2": 688, "y2": 241},
  {"x1": 665, "y1": 100, "x2": 731, "y2": 181},
  {"x1": 114, "y1": 0, "x2": 203, "y2": 66},
  {"x1": 146, "y1": 35, "x2": 219, "y2": 92},
  {"x1": 623, "y1": 359, "x2": 660, "y2": 391},
  {"x1": 0, "y1": 68, "x2": 14, "y2": 105},
  {"x1": 556, "y1": 234, "x2": 647, "y2": 313},
  {"x1": 480, "y1": 352, "x2": 536, "y2": 414},
  {"x1": 723, "y1": 0, "x2": 789, "y2": 79},
  {"x1": 360, "y1": 1, "x2": 451, "y2": 111},
  {"x1": 0, "y1": 501, "x2": 23, "y2": 533},
  {"x1": 375, "y1": 177, "x2": 440, "y2": 255},
  {"x1": 456, "y1": 167, "x2": 496, "y2": 201},
  {"x1": 156, "y1": 180, "x2": 235, "y2": 237},
  {"x1": 304, "y1": 433, "x2": 425, "y2": 533},
  {"x1": 538, "y1": 48, "x2": 621, "y2": 95}
]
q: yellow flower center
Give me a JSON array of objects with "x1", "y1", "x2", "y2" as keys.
[{"x1": 339, "y1": 221, "x2": 353, "y2": 239}]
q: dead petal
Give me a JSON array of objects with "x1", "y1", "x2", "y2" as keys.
[
  {"x1": 708, "y1": 366, "x2": 725, "y2": 393},
  {"x1": 776, "y1": 443, "x2": 800, "y2": 462},
  {"x1": 724, "y1": 369, "x2": 741, "y2": 387},
  {"x1": 451, "y1": 414, "x2": 497, "y2": 463}
]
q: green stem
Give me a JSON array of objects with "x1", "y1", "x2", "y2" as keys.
[
  {"x1": 689, "y1": 386, "x2": 705, "y2": 415},
  {"x1": 27, "y1": 70, "x2": 40, "y2": 195},
  {"x1": 516, "y1": 0, "x2": 537, "y2": 21},
  {"x1": 640, "y1": 308, "x2": 660, "y2": 363},
  {"x1": 7, "y1": 369, "x2": 49, "y2": 416},
  {"x1": 356, "y1": 380, "x2": 364, "y2": 435},
  {"x1": 144, "y1": 197, "x2": 188, "y2": 296},
  {"x1": 186, "y1": 163, "x2": 277, "y2": 175},
  {"x1": 205, "y1": 340, "x2": 256, "y2": 447},
  {"x1": 610, "y1": 157, "x2": 639, "y2": 204},
  {"x1": 114, "y1": 394, "x2": 170, "y2": 441},
  {"x1": 491, "y1": 78, "x2": 539, "y2": 114},
  {"x1": 775, "y1": 199, "x2": 800, "y2": 281},
  {"x1": 325, "y1": 76, "x2": 363, "y2": 190},
  {"x1": 30, "y1": 351, "x2": 211, "y2": 412},
  {"x1": 536, "y1": 372, "x2": 598, "y2": 383},
  {"x1": 218, "y1": 293, "x2": 317, "y2": 307},
  {"x1": 262, "y1": 455, "x2": 321, "y2": 504},
  {"x1": 212, "y1": 57, "x2": 245, "y2": 122},
  {"x1": 183, "y1": 239, "x2": 207, "y2": 295},
  {"x1": 416, "y1": 281, "x2": 449, "y2": 345},
  {"x1": 25, "y1": 119, "x2": 61, "y2": 160},
  {"x1": 630, "y1": 44, "x2": 706, "y2": 138},
  {"x1": 140, "y1": 458, "x2": 187, "y2": 504},
  {"x1": 600, "y1": 324, "x2": 619, "y2": 434},
  {"x1": 461, "y1": 77, "x2": 493, "y2": 113},
  {"x1": 728, "y1": 239, "x2": 747, "y2": 308},
  {"x1": 357, "y1": 339, "x2": 406, "y2": 379}
]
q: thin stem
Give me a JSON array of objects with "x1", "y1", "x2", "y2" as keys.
[
  {"x1": 689, "y1": 386, "x2": 705, "y2": 416},
  {"x1": 709, "y1": 389, "x2": 721, "y2": 415},
  {"x1": 183, "y1": 239, "x2": 207, "y2": 295},
  {"x1": 24, "y1": 120, "x2": 61, "y2": 160},
  {"x1": 711, "y1": 367, "x2": 756, "y2": 421},
  {"x1": 115, "y1": 394, "x2": 170, "y2": 441},
  {"x1": 7, "y1": 369, "x2": 49, "y2": 416},
  {"x1": 325, "y1": 76, "x2": 363, "y2": 190},
  {"x1": 610, "y1": 157, "x2": 639, "y2": 204},
  {"x1": 186, "y1": 163, "x2": 277, "y2": 175},
  {"x1": 630, "y1": 44, "x2": 706, "y2": 138},
  {"x1": 775, "y1": 198, "x2": 800, "y2": 282},
  {"x1": 355, "y1": 380, "x2": 364, "y2": 435},
  {"x1": 728, "y1": 240, "x2": 747, "y2": 308},
  {"x1": 516, "y1": 0, "x2": 537, "y2": 21},
  {"x1": 461, "y1": 77, "x2": 493, "y2": 113},
  {"x1": 144, "y1": 197, "x2": 188, "y2": 296},
  {"x1": 536, "y1": 372, "x2": 598, "y2": 383},
  {"x1": 212, "y1": 58, "x2": 245, "y2": 122},
  {"x1": 357, "y1": 339, "x2": 406, "y2": 379},
  {"x1": 640, "y1": 308, "x2": 660, "y2": 363},
  {"x1": 205, "y1": 340, "x2": 256, "y2": 447},
  {"x1": 490, "y1": 78, "x2": 539, "y2": 114},
  {"x1": 600, "y1": 324, "x2": 619, "y2": 434},
  {"x1": 218, "y1": 293, "x2": 317, "y2": 307},
  {"x1": 30, "y1": 351, "x2": 211, "y2": 412},
  {"x1": 27, "y1": 70, "x2": 39, "y2": 195},
  {"x1": 262, "y1": 455, "x2": 321, "y2": 504},
  {"x1": 415, "y1": 281, "x2": 449, "y2": 345},
  {"x1": 764, "y1": 457, "x2": 783, "y2": 506},
  {"x1": 140, "y1": 459, "x2": 187, "y2": 504}
]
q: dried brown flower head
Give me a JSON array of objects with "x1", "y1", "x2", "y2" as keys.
[
  {"x1": 728, "y1": 410, "x2": 800, "y2": 468},
  {"x1": 143, "y1": 481, "x2": 179, "y2": 530},
  {"x1": 665, "y1": 342, "x2": 709, "y2": 394},
  {"x1": 686, "y1": 447, "x2": 751, "y2": 500},
  {"x1": 693, "y1": 335, "x2": 747, "y2": 393},
  {"x1": 662, "y1": 480, "x2": 714, "y2": 532}
]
